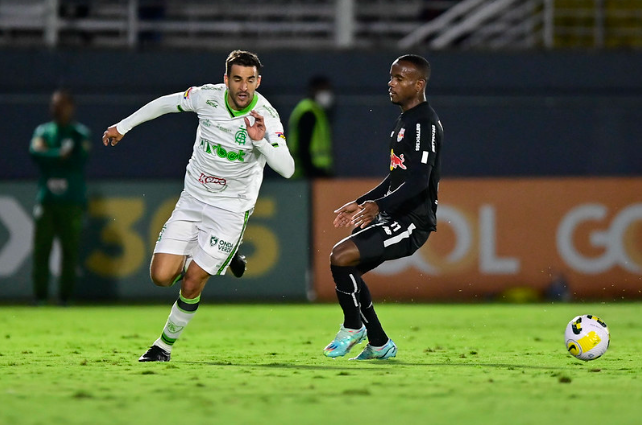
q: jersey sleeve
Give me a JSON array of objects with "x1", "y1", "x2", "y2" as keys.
[
  {"x1": 115, "y1": 92, "x2": 184, "y2": 135},
  {"x1": 176, "y1": 85, "x2": 206, "y2": 113},
  {"x1": 375, "y1": 118, "x2": 437, "y2": 212},
  {"x1": 356, "y1": 175, "x2": 391, "y2": 204},
  {"x1": 252, "y1": 104, "x2": 295, "y2": 178}
]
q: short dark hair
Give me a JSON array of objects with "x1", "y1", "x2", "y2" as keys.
[
  {"x1": 395, "y1": 54, "x2": 431, "y2": 82},
  {"x1": 53, "y1": 88, "x2": 74, "y2": 104},
  {"x1": 308, "y1": 75, "x2": 331, "y2": 95},
  {"x1": 225, "y1": 50, "x2": 263, "y2": 76}
]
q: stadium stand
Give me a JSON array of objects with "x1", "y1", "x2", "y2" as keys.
[{"x1": 1, "y1": 0, "x2": 640, "y2": 50}]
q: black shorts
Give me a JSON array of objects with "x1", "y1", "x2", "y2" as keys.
[{"x1": 350, "y1": 215, "x2": 431, "y2": 274}]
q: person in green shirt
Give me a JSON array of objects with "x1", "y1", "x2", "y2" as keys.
[
  {"x1": 29, "y1": 89, "x2": 91, "y2": 305},
  {"x1": 288, "y1": 76, "x2": 334, "y2": 179}
]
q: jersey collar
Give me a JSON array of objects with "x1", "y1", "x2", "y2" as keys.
[{"x1": 225, "y1": 90, "x2": 259, "y2": 117}]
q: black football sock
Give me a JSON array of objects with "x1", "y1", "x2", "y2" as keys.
[
  {"x1": 359, "y1": 281, "x2": 389, "y2": 346},
  {"x1": 330, "y1": 265, "x2": 363, "y2": 329}
]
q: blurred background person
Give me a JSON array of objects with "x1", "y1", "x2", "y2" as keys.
[
  {"x1": 29, "y1": 89, "x2": 91, "y2": 306},
  {"x1": 288, "y1": 75, "x2": 335, "y2": 179}
]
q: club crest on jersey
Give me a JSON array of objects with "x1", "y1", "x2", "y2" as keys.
[
  {"x1": 390, "y1": 149, "x2": 407, "y2": 170},
  {"x1": 397, "y1": 128, "x2": 405, "y2": 142},
  {"x1": 235, "y1": 127, "x2": 248, "y2": 145}
]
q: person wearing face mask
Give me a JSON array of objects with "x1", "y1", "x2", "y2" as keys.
[{"x1": 288, "y1": 76, "x2": 334, "y2": 179}]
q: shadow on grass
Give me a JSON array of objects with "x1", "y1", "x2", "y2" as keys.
[{"x1": 180, "y1": 360, "x2": 568, "y2": 371}]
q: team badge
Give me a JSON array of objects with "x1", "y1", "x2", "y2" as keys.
[
  {"x1": 235, "y1": 127, "x2": 248, "y2": 145},
  {"x1": 397, "y1": 128, "x2": 405, "y2": 142}
]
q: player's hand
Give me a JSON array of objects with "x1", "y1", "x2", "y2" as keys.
[
  {"x1": 351, "y1": 201, "x2": 379, "y2": 229},
  {"x1": 102, "y1": 125, "x2": 124, "y2": 147},
  {"x1": 244, "y1": 110, "x2": 266, "y2": 141},
  {"x1": 30, "y1": 137, "x2": 47, "y2": 152},
  {"x1": 333, "y1": 201, "x2": 359, "y2": 227}
]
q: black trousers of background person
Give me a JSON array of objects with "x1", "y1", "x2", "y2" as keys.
[{"x1": 32, "y1": 203, "x2": 84, "y2": 303}]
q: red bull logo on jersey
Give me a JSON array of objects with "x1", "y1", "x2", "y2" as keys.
[
  {"x1": 397, "y1": 128, "x2": 405, "y2": 142},
  {"x1": 390, "y1": 149, "x2": 407, "y2": 170}
]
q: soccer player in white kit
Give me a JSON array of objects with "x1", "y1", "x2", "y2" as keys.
[{"x1": 102, "y1": 50, "x2": 295, "y2": 361}]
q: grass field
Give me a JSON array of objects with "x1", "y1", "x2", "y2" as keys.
[{"x1": 1, "y1": 302, "x2": 641, "y2": 424}]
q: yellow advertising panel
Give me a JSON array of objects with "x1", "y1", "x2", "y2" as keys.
[{"x1": 312, "y1": 178, "x2": 642, "y2": 301}]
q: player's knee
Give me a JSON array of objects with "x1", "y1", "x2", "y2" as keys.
[
  {"x1": 150, "y1": 271, "x2": 175, "y2": 287},
  {"x1": 149, "y1": 265, "x2": 178, "y2": 287},
  {"x1": 149, "y1": 254, "x2": 184, "y2": 287},
  {"x1": 330, "y1": 242, "x2": 359, "y2": 267}
]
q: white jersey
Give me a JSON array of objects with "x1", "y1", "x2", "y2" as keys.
[{"x1": 116, "y1": 83, "x2": 294, "y2": 212}]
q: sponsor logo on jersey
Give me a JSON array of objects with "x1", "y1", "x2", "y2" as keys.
[
  {"x1": 431, "y1": 124, "x2": 436, "y2": 153},
  {"x1": 390, "y1": 149, "x2": 407, "y2": 170},
  {"x1": 397, "y1": 128, "x2": 405, "y2": 142},
  {"x1": 199, "y1": 173, "x2": 227, "y2": 186},
  {"x1": 206, "y1": 100, "x2": 219, "y2": 108},
  {"x1": 215, "y1": 123, "x2": 232, "y2": 134},
  {"x1": 415, "y1": 123, "x2": 421, "y2": 151},
  {"x1": 208, "y1": 235, "x2": 233, "y2": 253},
  {"x1": 199, "y1": 138, "x2": 246, "y2": 162},
  {"x1": 235, "y1": 128, "x2": 248, "y2": 145},
  {"x1": 183, "y1": 87, "x2": 193, "y2": 99}
]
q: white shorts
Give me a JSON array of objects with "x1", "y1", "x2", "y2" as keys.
[{"x1": 154, "y1": 191, "x2": 251, "y2": 276}]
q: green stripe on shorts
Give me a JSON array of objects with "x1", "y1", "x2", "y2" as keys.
[{"x1": 215, "y1": 210, "x2": 250, "y2": 275}]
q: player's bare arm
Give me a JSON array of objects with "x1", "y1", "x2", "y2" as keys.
[
  {"x1": 333, "y1": 201, "x2": 360, "y2": 228},
  {"x1": 102, "y1": 125, "x2": 124, "y2": 147},
  {"x1": 244, "y1": 110, "x2": 266, "y2": 141},
  {"x1": 351, "y1": 200, "x2": 380, "y2": 229}
]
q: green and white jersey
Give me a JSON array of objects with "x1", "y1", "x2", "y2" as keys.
[{"x1": 116, "y1": 83, "x2": 294, "y2": 212}]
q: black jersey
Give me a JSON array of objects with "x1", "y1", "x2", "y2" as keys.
[{"x1": 357, "y1": 101, "x2": 443, "y2": 231}]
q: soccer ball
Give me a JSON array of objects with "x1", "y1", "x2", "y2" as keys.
[{"x1": 565, "y1": 314, "x2": 610, "y2": 361}]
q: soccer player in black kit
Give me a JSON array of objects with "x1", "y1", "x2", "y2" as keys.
[{"x1": 323, "y1": 54, "x2": 443, "y2": 360}]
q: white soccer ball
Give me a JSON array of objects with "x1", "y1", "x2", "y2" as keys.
[{"x1": 565, "y1": 314, "x2": 610, "y2": 361}]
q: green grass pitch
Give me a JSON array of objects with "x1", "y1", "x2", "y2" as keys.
[{"x1": 1, "y1": 303, "x2": 641, "y2": 424}]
